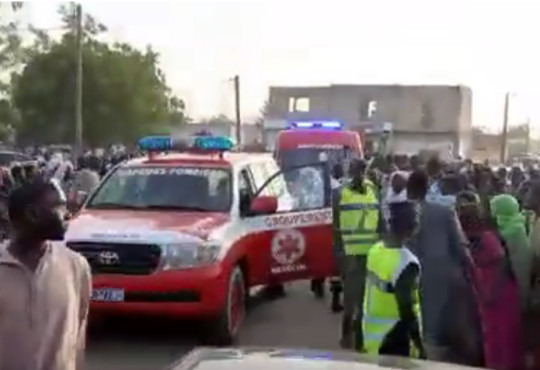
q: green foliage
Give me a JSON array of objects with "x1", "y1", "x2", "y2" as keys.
[
  {"x1": 10, "y1": 3, "x2": 189, "y2": 146},
  {"x1": 254, "y1": 100, "x2": 269, "y2": 126},
  {"x1": 58, "y1": 3, "x2": 107, "y2": 38},
  {"x1": 0, "y1": 2, "x2": 23, "y2": 91},
  {"x1": 200, "y1": 114, "x2": 235, "y2": 126}
]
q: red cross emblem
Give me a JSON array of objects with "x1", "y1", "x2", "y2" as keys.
[{"x1": 277, "y1": 234, "x2": 301, "y2": 263}]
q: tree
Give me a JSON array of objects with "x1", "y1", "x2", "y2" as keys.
[
  {"x1": 0, "y1": 2, "x2": 46, "y2": 91},
  {"x1": 200, "y1": 114, "x2": 235, "y2": 126},
  {"x1": 254, "y1": 100, "x2": 269, "y2": 126},
  {"x1": 0, "y1": 3, "x2": 24, "y2": 141},
  {"x1": 0, "y1": 2, "x2": 53, "y2": 141},
  {"x1": 58, "y1": 3, "x2": 107, "y2": 38},
  {"x1": 0, "y1": 2, "x2": 24, "y2": 72},
  {"x1": 12, "y1": 4, "x2": 189, "y2": 146}
]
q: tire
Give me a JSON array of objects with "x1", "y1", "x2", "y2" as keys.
[{"x1": 205, "y1": 265, "x2": 246, "y2": 346}]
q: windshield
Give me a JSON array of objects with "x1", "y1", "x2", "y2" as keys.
[
  {"x1": 278, "y1": 148, "x2": 352, "y2": 169},
  {"x1": 87, "y1": 166, "x2": 232, "y2": 212}
]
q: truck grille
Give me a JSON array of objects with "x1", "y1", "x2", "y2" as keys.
[{"x1": 67, "y1": 242, "x2": 161, "y2": 275}]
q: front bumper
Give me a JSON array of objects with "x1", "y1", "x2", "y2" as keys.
[{"x1": 90, "y1": 263, "x2": 228, "y2": 318}]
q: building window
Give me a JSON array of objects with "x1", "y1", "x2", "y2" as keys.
[
  {"x1": 368, "y1": 101, "x2": 377, "y2": 119},
  {"x1": 360, "y1": 99, "x2": 377, "y2": 120},
  {"x1": 288, "y1": 97, "x2": 310, "y2": 112}
]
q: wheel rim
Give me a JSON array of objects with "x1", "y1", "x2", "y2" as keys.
[{"x1": 229, "y1": 277, "x2": 244, "y2": 334}]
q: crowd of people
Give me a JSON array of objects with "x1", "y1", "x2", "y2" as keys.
[
  {"x1": 1, "y1": 144, "x2": 540, "y2": 369},
  {"x1": 0, "y1": 147, "x2": 133, "y2": 237},
  {"x1": 332, "y1": 155, "x2": 540, "y2": 369}
]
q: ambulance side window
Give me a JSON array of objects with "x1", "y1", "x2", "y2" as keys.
[
  {"x1": 249, "y1": 163, "x2": 272, "y2": 197},
  {"x1": 263, "y1": 161, "x2": 286, "y2": 198},
  {"x1": 255, "y1": 164, "x2": 327, "y2": 213},
  {"x1": 238, "y1": 169, "x2": 254, "y2": 214},
  {"x1": 238, "y1": 170, "x2": 251, "y2": 194}
]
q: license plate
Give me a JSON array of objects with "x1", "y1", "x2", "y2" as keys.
[{"x1": 91, "y1": 288, "x2": 124, "y2": 302}]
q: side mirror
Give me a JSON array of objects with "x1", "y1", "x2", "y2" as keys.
[{"x1": 249, "y1": 196, "x2": 278, "y2": 215}]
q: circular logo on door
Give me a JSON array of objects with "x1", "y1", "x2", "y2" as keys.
[{"x1": 271, "y1": 229, "x2": 305, "y2": 265}]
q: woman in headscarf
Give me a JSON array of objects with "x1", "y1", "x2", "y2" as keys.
[
  {"x1": 490, "y1": 194, "x2": 532, "y2": 312},
  {"x1": 457, "y1": 191, "x2": 523, "y2": 370}
]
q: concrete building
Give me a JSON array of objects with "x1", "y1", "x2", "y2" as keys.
[
  {"x1": 470, "y1": 132, "x2": 501, "y2": 163},
  {"x1": 264, "y1": 84, "x2": 472, "y2": 157}
]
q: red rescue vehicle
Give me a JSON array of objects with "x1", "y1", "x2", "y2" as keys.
[
  {"x1": 274, "y1": 120, "x2": 363, "y2": 169},
  {"x1": 272, "y1": 121, "x2": 364, "y2": 300},
  {"x1": 65, "y1": 135, "x2": 334, "y2": 344}
]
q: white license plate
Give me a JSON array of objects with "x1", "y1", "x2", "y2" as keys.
[{"x1": 91, "y1": 288, "x2": 124, "y2": 302}]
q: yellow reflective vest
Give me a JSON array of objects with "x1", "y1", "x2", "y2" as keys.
[
  {"x1": 363, "y1": 241, "x2": 421, "y2": 355},
  {"x1": 338, "y1": 182, "x2": 379, "y2": 255}
]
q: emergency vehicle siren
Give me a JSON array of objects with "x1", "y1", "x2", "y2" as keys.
[
  {"x1": 137, "y1": 135, "x2": 234, "y2": 158},
  {"x1": 288, "y1": 120, "x2": 343, "y2": 130}
]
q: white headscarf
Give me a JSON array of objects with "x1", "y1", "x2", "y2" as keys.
[
  {"x1": 386, "y1": 171, "x2": 409, "y2": 204},
  {"x1": 382, "y1": 171, "x2": 409, "y2": 226}
]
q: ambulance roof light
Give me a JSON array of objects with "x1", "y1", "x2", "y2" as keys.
[
  {"x1": 288, "y1": 120, "x2": 343, "y2": 130},
  {"x1": 137, "y1": 135, "x2": 234, "y2": 153}
]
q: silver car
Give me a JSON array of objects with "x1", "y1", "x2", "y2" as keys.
[{"x1": 166, "y1": 347, "x2": 482, "y2": 370}]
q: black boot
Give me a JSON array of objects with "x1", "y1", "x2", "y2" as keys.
[
  {"x1": 311, "y1": 279, "x2": 325, "y2": 298},
  {"x1": 330, "y1": 279, "x2": 343, "y2": 312},
  {"x1": 331, "y1": 291, "x2": 343, "y2": 313}
]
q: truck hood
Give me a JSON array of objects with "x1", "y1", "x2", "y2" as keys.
[{"x1": 66, "y1": 209, "x2": 230, "y2": 242}]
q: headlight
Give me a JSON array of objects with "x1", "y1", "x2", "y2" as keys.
[{"x1": 158, "y1": 241, "x2": 221, "y2": 271}]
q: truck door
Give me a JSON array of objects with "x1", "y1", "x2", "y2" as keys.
[{"x1": 246, "y1": 162, "x2": 334, "y2": 284}]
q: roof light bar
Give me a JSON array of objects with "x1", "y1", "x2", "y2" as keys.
[
  {"x1": 137, "y1": 135, "x2": 234, "y2": 152},
  {"x1": 288, "y1": 120, "x2": 343, "y2": 130}
]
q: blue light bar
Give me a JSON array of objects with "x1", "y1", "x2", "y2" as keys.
[
  {"x1": 137, "y1": 136, "x2": 172, "y2": 151},
  {"x1": 288, "y1": 120, "x2": 343, "y2": 130},
  {"x1": 137, "y1": 135, "x2": 233, "y2": 152},
  {"x1": 193, "y1": 136, "x2": 233, "y2": 150}
]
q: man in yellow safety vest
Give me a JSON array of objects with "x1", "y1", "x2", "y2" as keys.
[
  {"x1": 361, "y1": 201, "x2": 425, "y2": 358},
  {"x1": 333, "y1": 158, "x2": 381, "y2": 349}
]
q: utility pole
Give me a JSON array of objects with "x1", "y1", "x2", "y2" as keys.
[
  {"x1": 233, "y1": 75, "x2": 241, "y2": 146},
  {"x1": 500, "y1": 92, "x2": 510, "y2": 164},
  {"x1": 75, "y1": 3, "x2": 83, "y2": 157},
  {"x1": 525, "y1": 117, "x2": 531, "y2": 153}
]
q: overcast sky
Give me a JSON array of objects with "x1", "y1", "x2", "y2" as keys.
[{"x1": 19, "y1": 0, "x2": 540, "y2": 131}]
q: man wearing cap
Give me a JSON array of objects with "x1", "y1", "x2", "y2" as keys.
[{"x1": 333, "y1": 158, "x2": 383, "y2": 349}]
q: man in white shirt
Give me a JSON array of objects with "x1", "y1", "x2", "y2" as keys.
[
  {"x1": 0, "y1": 179, "x2": 91, "y2": 370},
  {"x1": 382, "y1": 171, "x2": 409, "y2": 229}
]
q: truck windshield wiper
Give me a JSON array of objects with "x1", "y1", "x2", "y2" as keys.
[
  {"x1": 143, "y1": 204, "x2": 210, "y2": 212},
  {"x1": 88, "y1": 202, "x2": 143, "y2": 209}
]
